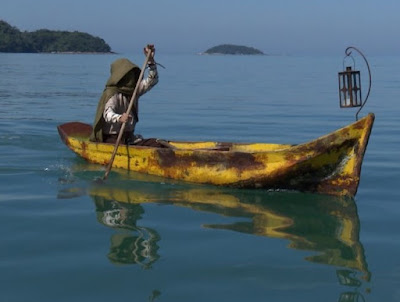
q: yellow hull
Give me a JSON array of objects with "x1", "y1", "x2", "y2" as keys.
[{"x1": 57, "y1": 113, "x2": 374, "y2": 197}]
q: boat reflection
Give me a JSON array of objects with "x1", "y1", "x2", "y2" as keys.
[
  {"x1": 87, "y1": 180, "x2": 370, "y2": 282},
  {"x1": 93, "y1": 195, "x2": 160, "y2": 268}
]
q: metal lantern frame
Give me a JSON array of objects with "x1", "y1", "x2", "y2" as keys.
[
  {"x1": 339, "y1": 66, "x2": 362, "y2": 108},
  {"x1": 338, "y1": 46, "x2": 372, "y2": 120}
]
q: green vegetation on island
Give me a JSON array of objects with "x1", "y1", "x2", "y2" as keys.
[
  {"x1": 203, "y1": 44, "x2": 264, "y2": 55},
  {"x1": 0, "y1": 20, "x2": 112, "y2": 53}
]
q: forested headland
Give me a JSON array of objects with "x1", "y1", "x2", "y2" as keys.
[{"x1": 0, "y1": 20, "x2": 112, "y2": 53}]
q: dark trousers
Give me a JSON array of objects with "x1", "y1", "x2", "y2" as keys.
[
  {"x1": 103, "y1": 132, "x2": 134, "y2": 144},
  {"x1": 103, "y1": 133, "x2": 167, "y2": 148}
]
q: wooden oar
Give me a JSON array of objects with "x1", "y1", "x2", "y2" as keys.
[{"x1": 102, "y1": 49, "x2": 152, "y2": 181}]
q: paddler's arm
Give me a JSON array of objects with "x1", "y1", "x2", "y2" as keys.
[{"x1": 138, "y1": 44, "x2": 159, "y2": 96}]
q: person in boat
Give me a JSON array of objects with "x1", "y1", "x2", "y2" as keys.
[{"x1": 90, "y1": 44, "x2": 159, "y2": 145}]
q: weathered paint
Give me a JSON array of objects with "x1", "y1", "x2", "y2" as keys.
[{"x1": 57, "y1": 113, "x2": 374, "y2": 197}]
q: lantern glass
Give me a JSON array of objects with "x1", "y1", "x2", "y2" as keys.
[{"x1": 338, "y1": 66, "x2": 362, "y2": 108}]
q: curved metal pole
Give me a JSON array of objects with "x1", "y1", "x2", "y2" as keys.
[{"x1": 345, "y1": 46, "x2": 372, "y2": 120}]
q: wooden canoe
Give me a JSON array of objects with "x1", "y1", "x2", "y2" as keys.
[{"x1": 57, "y1": 113, "x2": 374, "y2": 197}]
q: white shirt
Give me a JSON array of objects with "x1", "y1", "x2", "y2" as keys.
[{"x1": 102, "y1": 64, "x2": 158, "y2": 135}]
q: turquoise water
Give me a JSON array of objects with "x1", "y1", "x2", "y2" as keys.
[{"x1": 0, "y1": 53, "x2": 399, "y2": 302}]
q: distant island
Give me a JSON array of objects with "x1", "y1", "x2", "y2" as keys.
[
  {"x1": 202, "y1": 44, "x2": 265, "y2": 55},
  {"x1": 0, "y1": 20, "x2": 113, "y2": 53}
]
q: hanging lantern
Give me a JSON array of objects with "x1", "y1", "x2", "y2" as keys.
[
  {"x1": 338, "y1": 46, "x2": 372, "y2": 120},
  {"x1": 338, "y1": 66, "x2": 362, "y2": 108}
]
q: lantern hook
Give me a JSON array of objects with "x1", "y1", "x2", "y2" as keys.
[{"x1": 344, "y1": 46, "x2": 372, "y2": 120}]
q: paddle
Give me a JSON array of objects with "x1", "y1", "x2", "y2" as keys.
[{"x1": 101, "y1": 48, "x2": 153, "y2": 181}]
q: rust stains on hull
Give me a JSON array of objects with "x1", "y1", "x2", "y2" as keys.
[
  {"x1": 57, "y1": 113, "x2": 375, "y2": 197},
  {"x1": 156, "y1": 148, "x2": 265, "y2": 172}
]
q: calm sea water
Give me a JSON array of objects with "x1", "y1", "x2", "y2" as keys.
[{"x1": 0, "y1": 52, "x2": 399, "y2": 302}]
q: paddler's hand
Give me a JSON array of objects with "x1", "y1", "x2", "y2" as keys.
[
  {"x1": 144, "y1": 44, "x2": 156, "y2": 64},
  {"x1": 119, "y1": 113, "x2": 131, "y2": 123}
]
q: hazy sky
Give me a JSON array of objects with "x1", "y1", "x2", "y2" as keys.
[{"x1": 1, "y1": 0, "x2": 399, "y2": 55}]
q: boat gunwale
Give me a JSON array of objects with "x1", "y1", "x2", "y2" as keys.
[{"x1": 57, "y1": 113, "x2": 375, "y2": 156}]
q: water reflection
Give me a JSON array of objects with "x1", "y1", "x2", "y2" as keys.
[
  {"x1": 89, "y1": 183, "x2": 369, "y2": 271},
  {"x1": 93, "y1": 196, "x2": 160, "y2": 269},
  {"x1": 62, "y1": 177, "x2": 370, "y2": 300},
  {"x1": 337, "y1": 270, "x2": 368, "y2": 302}
]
